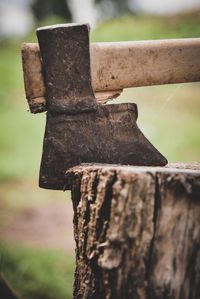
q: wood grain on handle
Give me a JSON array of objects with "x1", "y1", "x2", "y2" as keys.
[{"x1": 22, "y1": 38, "x2": 200, "y2": 113}]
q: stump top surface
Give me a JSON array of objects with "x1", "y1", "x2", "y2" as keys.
[{"x1": 68, "y1": 162, "x2": 200, "y2": 175}]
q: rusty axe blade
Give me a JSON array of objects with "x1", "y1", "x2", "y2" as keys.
[
  {"x1": 40, "y1": 103, "x2": 167, "y2": 189},
  {"x1": 37, "y1": 24, "x2": 167, "y2": 190}
]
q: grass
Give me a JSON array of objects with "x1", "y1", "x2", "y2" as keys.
[
  {"x1": 0, "y1": 243, "x2": 74, "y2": 299},
  {"x1": 0, "y1": 12, "x2": 200, "y2": 299},
  {"x1": 91, "y1": 13, "x2": 200, "y2": 41}
]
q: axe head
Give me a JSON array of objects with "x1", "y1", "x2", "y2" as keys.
[
  {"x1": 39, "y1": 103, "x2": 167, "y2": 190},
  {"x1": 36, "y1": 23, "x2": 167, "y2": 190}
]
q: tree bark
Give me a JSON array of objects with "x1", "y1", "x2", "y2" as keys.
[{"x1": 67, "y1": 163, "x2": 200, "y2": 299}]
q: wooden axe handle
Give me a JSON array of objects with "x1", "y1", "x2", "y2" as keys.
[
  {"x1": 22, "y1": 43, "x2": 46, "y2": 113},
  {"x1": 22, "y1": 38, "x2": 200, "y2": 113}
]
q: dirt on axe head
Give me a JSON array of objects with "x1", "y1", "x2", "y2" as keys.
[{"x1": 35, "y1": 23, "x2": 167, "y2": 190}]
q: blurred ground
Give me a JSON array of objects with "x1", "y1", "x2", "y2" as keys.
[
  {"x1": 0, "y1": 13, "x2": 200, "y2": 299},
  {"x1": 0, "y1": 181, "x2": 74, "y2": 298},
  {"x1": 0, "y1": 182, "x2": 74, "y2": 251}
]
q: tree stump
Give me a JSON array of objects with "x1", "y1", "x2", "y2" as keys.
[{"x1": 67, "y1": 163, "x2": 200, "y2": 299}]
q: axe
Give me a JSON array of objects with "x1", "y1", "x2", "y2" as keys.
[{"x1": 21, "y1": 24, "x2": 200, "y2": 190}]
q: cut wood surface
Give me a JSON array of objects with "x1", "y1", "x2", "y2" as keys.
[
  {"x1": 22, "y1": 38, "x2": 200, "y2": 113},
  {"x1": 67, "y1": 163, "x2": 200, "y2": 299}
]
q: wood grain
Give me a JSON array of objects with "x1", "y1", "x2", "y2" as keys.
[
  {"x1": 68, "y1": 163, "x2": 200, "y2": 299},
  {"x1": 22, "y1": 38, "x2": 200, "y2": 113}
]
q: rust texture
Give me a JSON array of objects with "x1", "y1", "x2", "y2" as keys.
[
  {"x1": 37, "y1": 24, "x2": 97, "y2": 115},
  {"x1": 39, "y1": 103, "x2": 167, "y2": 190},
  {"x1": 34, "y1": 24, "x2": 167, "y2": 190},
  {"x1": 21, "y1": 42, "x2": 122, "y2": 113},
  {"x1": 68, "y1": 163, "x2": 200, "y2": 299}
]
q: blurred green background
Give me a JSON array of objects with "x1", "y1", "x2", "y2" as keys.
[{"x1": 0, "y1": 0, "x2": 200, "y2": 298}]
